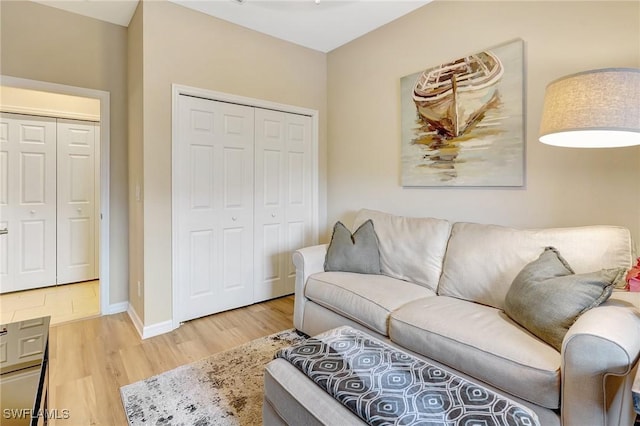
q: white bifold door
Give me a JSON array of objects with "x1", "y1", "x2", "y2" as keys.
[
  {"x1": 56, "y1": 119, "x2": 98, "y2": 284},
  {"x1": 254, "y1": 109, "x2": 312, "y2": 302},
  {"x1": 0, "y1": 113, "x2": 98, "y2": 294},
  {"x1": 176, "y1": 96, "x2": 256, "y2": 322},
  {"x1": 175, "y1": 95, "x2": 314, "y2": 323},
  {"x1": 0, "y1": 114, "x2": 57, "y2": 292}
]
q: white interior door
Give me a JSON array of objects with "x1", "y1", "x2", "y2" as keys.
[
  {"x1": 56, "y1": 119, "x2": 97, "y2": 284},
  {"x1": 0, "y1": 113, "x2": 57, "y2": 293},
  {"x1": 254, "y1": 109, "x2": 312, "y2": 302},
  {"x1": 176, "y1": 95, "x2": 255, "y2": 322}
]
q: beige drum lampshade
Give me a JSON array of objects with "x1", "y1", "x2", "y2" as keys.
[{"x1": 539, "y1": 68, "x2": 640, "y2": 148}]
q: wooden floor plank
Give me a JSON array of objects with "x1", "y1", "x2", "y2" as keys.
[{"x1": 47, "y1": 295, "x2": 294, "y2": 425}]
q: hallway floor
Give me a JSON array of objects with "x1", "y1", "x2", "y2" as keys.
[{"x1": 0, "y1": 280, "x2": 100, "y2": 325}]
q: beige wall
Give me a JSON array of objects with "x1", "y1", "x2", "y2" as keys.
[
  {"x1": 327, "y1": 1, "x2": 640, "y2": 250},
  {"x1": 127, "y1": 3, "x2": 144, "y2": 319},
  {"x1": 138, "y1": 1, "x2": 328, "y2": 325},
  {"x1": 0, "y1": 1, "x2": 129, "y2": 306}
]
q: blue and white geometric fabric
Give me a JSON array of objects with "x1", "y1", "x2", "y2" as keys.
[{"x1": 276, "y1": 326, "x2": 540, "y2": 426}]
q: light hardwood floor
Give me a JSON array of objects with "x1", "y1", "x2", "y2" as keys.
[{"x1": 47, "y1": 295, "x2": 294, "y2": 425}]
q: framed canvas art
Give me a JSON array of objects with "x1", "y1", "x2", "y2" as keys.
[{"x1": 401, "y1": 39, "x2": 525, "y2": 187}]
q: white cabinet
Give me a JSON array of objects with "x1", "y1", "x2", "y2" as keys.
[
  {"x1": 175, "y1": 95, "x2": 315, "y2": 323},
  {"x1": 0, "y1": 316, "x2": 50, "y2": 426}
]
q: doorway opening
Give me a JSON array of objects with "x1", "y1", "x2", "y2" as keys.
[{"x1": 0, "y1": 76, "x2": 111, "y2": 324}]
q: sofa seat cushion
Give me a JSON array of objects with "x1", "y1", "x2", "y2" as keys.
[
  {"x1": 389, "y1": 296, "x2": 561, "y2": 409},
  {"x1": 305, "y1": 272, "x2": 435, "y2": 336}
]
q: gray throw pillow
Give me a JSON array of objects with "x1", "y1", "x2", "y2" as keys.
[
  {"x1": 324, "y1": 220, "x2": 381, "y2": 274},
  {"x1": 504, "y1": 247, "x2": 624, "y2": 351}
]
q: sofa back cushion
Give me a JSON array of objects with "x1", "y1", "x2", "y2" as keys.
[
  {"x1": 438, "y1": 222, "x2": 634, "y2": 309},
  {"x1": 353, "y1": 209, "x2": 452, "y2": 291}
]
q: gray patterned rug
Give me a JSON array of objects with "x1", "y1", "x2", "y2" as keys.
[{"x1": 120, "y1": 329, "x2": 307, "y2": 426}]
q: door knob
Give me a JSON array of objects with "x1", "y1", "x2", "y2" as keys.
[
  {"x1": 77, "y1": 208, "x2": 82, "y2": 213},
  {"x1": 232, "y1": 216, "x2": 238, "y2": 221},
  {"x1": 271, "y1": 213, "x2": 276, "y2": 218},
  {"x1": 30, "y1": 210, "x2": 35, "y2": 215},
  {"x1": 0, "y1": 229, "x2": 7, "y2": 235}
]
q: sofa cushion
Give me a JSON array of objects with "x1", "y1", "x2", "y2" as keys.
[
  {"x1": 304, "y1": 272, "x2": 435, "y2": 336},
  {"x1": 505, "y1": 247, "x2": 622, "y2": 351},
  {"x1": 324, "y1": 220, "x2": 381, "y2": 275},
  {"x1": 390, "y1": 296, "x2": 561, "y2": 409},
  {"x1": 438, "y1": 222, "x2": 634, "y2": 309},
  {"x1": 353, "y1": 209, "x2": 452, "y2": 291}
]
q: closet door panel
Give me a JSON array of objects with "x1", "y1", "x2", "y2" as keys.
[
  {"x1": 254, "y1": 109, "x2": 312, "y2": 302},
  {"x1": 190, "y1": 144, "x2": 214, "y2": 210},
  {"x1": 176, "y1": 95, "x2": 254, "y2": 322},
  {"x1": 189, "y1": 229, "x2": 215, "y2": 297},
  {"x1": 179, "y1": 100, "x2": 219, "y2": 319},
  {"x1": 282, "y1": 114, "x2": 313, "y2": 294},
  {"x1": 222, "y1": 227, "x2": 244, "y2": 289},
  {"x1": 0, "y1": 113, "x2": 56, "y2": 293},
  {"x1": 254, "y1": 110, "x2": 286, "y2": 301},
  {"x1": 219, "y1": 108, "x2": 254, "y2": 311},
  {"x1": 56, "y1": 119, "x2": 97, "y2": 285},
  {"x1": 261, "y1": 223, "x2": 281, "y2": 282},
  {"x1": 287, "y1": 220, "x2": 305, "y2": 280},
  {"x1": 0, "y1": 137, "x2": 6, "y2": 282}
]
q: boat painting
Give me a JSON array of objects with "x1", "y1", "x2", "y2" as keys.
[
  {"x1": 413, "y1": 51, "x2": 503, "y2": 139},
  {"x1": 401, "y1": 39, "x2": 524, "y2": 187}
]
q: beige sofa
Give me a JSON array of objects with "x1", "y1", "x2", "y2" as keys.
[{"x1": 289, "y1": 209, "x2": 640, "y2": 426}]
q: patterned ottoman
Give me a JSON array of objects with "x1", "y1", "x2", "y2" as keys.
[{"x1": 264, "y1": 326, "x2": 541, "y2": 426}]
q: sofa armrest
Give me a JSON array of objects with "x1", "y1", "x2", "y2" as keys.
[
  {"x1": 561, "y1": 303, "x2": 640, "y2": 426},
  {"x1": 292, "y1": 244, "x2": 328, "y2": 331}
]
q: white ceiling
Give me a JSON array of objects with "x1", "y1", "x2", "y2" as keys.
[{"x1": 30, "y1": 0, "x2": 431, "y2": 52}]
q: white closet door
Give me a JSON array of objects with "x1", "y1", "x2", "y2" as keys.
[
  {"x1": 254, "y1": 109, "x2": 312, "y2": 302},
  {"x1": 56, "y1": 119, "x2": 97, "y2": 284},
  {"x1": 0, "y1": 113, "x2": 57, "y2": 293},
  {"x1": 176, "y1": 95, "x2": 255, "y2": 322}
]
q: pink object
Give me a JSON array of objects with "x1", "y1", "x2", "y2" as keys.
[
  {"x1": 625, "y1": 258, "x2": 640, "y2": 291},
  {"x1": 629, "y1": 278, "x2": 640, "y2": 292}
]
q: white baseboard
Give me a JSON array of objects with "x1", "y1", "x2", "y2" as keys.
[
  {"x1": 141, "y1": 319, "x2": 175, "y2": 339},
  {"x1": 127, "y1": 305, "x2": 144, "y2": 338},
  {"x1": 127, "y1": 305, "x2": 175, "y2": 339},
  {"x1": 106, "y1": 301, "x2": 129, "y2": 315}
]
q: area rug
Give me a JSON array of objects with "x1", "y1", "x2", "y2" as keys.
[{"x1": 120, "y1": 329, "x2": 307, "y2": 425}]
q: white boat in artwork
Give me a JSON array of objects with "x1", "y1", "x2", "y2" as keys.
[{"x1": 413, "y1": 51, "x2": 504, "y2": 139}]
